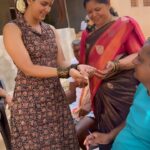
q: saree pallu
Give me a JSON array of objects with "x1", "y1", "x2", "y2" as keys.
[{"x1": 80, "y1": 17, "x2": 145, "y2": 150}]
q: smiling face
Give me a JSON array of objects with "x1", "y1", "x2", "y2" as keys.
[
  {"x1": 27, "y1": 0, "x2": 54, "y2": 21},
  {"x1": 133, "y1": 45, "x2": 150, "y2": 85},
  {"x1": 85, "y1": 0, "x2": 111, "y2": 28}
]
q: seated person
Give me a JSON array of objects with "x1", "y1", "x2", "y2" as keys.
[
  {"x1": 84, "y1": 40, "x2": 150, "y2": 150},
  {"x1": 65, "y1": 39, "x2": 95, "y2": 149},
  {"x1": 66, "y1": 39, "x2": 92, "y2": 121}
]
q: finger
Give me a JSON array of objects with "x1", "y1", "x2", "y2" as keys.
[
  {"x1": 106, "y1": 61, "x2": 112, "y2": 68},
  {"x1": 96, "y1": 70, "x2": 108, "y2": 75},
  {"x1": 86, "y1": 144, "x2": 90, "y2": 150},
  {"x1": 94, "y1": 72, "x2": 106, "y2": 79}
]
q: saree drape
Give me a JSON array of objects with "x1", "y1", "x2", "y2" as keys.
[{"x1": 80, "y1": 16, "x2": 145, "y2": 150}]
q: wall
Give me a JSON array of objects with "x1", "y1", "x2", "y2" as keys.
[
  {"x1": 111, "y1": 0, "x2": 150, "y2": 38},
  {"x1": 0, "y1": 0, "x2": 11, "y2": 34}
]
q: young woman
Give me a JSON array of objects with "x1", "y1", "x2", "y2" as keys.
[
  {"x1": 3, "y1": 0, "x2": 94, "y2": 149},
  {"x1": 81, "y1": 0, "x2": 145, "y2": 149}
]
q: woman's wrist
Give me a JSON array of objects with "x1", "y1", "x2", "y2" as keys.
[
  {"x1": 112, "y1": 60, "x2": 120, "y2": 72},
  {"x1": 57, "y1": 66, "x2": 70, "y2": 78},
  {"x1": 57, "y1": 64, "x2": 79, "y2": 78}
]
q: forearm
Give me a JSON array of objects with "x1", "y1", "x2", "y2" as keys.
[
  {"x1": 65, "y1": 82, "x2": 77, "y2": 103},
  {"x1": 119, "y1": 53, "x2": 137, "y2": 70},
  {"x1": 21, "y1": 64, "x2": 58, "y2": 78},
  {"x1": 109, "y1": 121, "x2": 125, "y2": 140}
]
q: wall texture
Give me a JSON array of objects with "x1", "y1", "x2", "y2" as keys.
[{"x1": 111, "y1": 0, "x2": 150, "y2": 38}]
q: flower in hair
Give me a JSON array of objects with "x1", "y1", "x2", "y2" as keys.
[{"x1": 16, "y1": 0, "x2": 26, "y2": 13}]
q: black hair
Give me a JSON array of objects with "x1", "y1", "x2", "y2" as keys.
[{"x1": 83, "y1": 0, "x2": 118, "y2": 17}]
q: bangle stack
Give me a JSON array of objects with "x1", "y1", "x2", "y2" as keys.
[
  {"x1": 57, "y1": 67, "x2": 70, "y2": 78},
  {"x1": 112, "y1": 60, "x2": 120, "y2": 72},
  {"x1": 57, "y1": 64, "x2": 79, "y2": 78}
]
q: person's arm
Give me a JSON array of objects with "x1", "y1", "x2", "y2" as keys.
[
  {"x1": 3, "y1": 23, "x2": 58, "y2": 78},
  {"x1": 109, "y1": 121, "x2": 125, "y2": 141},
  {"x1": 84, "y1": 121, "x2": 125, "y2": 148},
  {"x1": 95, "y1": 30, "x2": 144, "y2": 79},
  {"x1": 65, "y1": 82, "x2": 77, "y2": 104},
  {"x1": 118, "y1": 53, "x2": 137, "y2": 70}
]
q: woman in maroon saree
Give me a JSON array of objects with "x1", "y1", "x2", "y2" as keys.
[{"x1": 81, "y1": 0, "x2": 145, "y2": 149}]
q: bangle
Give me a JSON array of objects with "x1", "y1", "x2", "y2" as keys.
[
  {"x1": 113, "y1": 60, "x2": 120, "y2": 72},
  {"x1": 57, "y1": 67, "x2": 70, "y2": 78}
]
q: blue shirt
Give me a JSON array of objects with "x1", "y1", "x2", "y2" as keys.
[{"x1": 112, "y1": 83, "x2": 150, "y2": 150}]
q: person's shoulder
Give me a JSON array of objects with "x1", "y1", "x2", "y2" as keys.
[
  {"x1": 3, "y1": 22, "x2": 21, "y2": 35},
  {"x1": 119, "y1": 16, "x2": 139, "y2": 25}
]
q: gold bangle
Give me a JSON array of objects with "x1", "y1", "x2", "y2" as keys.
[
  {"x1": 57, "y1": 67, "x2": 70, "y2": 78},
  {"x1": 113, "y1": 60, "x2": 120, "y2": 72}
]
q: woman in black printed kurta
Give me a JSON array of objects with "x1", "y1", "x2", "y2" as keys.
[{"x1": 3, "y1": 0, "x2": 93, "y2": 149}]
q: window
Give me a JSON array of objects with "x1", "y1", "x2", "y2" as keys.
[
  {"x1": 143, "y1": 0, "x2": 150, "y2": 6},
  {"x1": 131, "y1": 0, "x2": 139, "y2": 7}
]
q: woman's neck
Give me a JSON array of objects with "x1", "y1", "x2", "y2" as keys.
[
  {"x1": 95, "y1": 15, "x2": 116, "y2": 29},
  {"x1": 24, "y1": 10, "x2": 39, "y2": 27}
]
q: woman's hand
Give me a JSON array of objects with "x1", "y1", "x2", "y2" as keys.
[
  {"x1": 94, "y1": 61, "x2": 116, "y2": 79},
  {"x1": 84, "y1": 132, "x2": 113, "y2": 150},
  {"x1": 77, "y1": 64, "x2": 96, "y2": 78},
  {"x1": 69, "y1": 68, "x2": 88, "y2": 87}
]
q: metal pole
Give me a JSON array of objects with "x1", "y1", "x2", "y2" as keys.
[{"x1": 64, "y1": 0, "x2": 70, "y2": 27}]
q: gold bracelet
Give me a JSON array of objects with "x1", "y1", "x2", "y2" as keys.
[
  {"x1": 113, "y1": 60, "x2": 120, "y2": 72},
  {"x1": 57, "y1": 67, "x2": 70, "y2": 78}
]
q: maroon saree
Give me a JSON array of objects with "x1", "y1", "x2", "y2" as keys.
[{"x1": 80, "y1": 16, "x2": 145, "y2": 150}]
